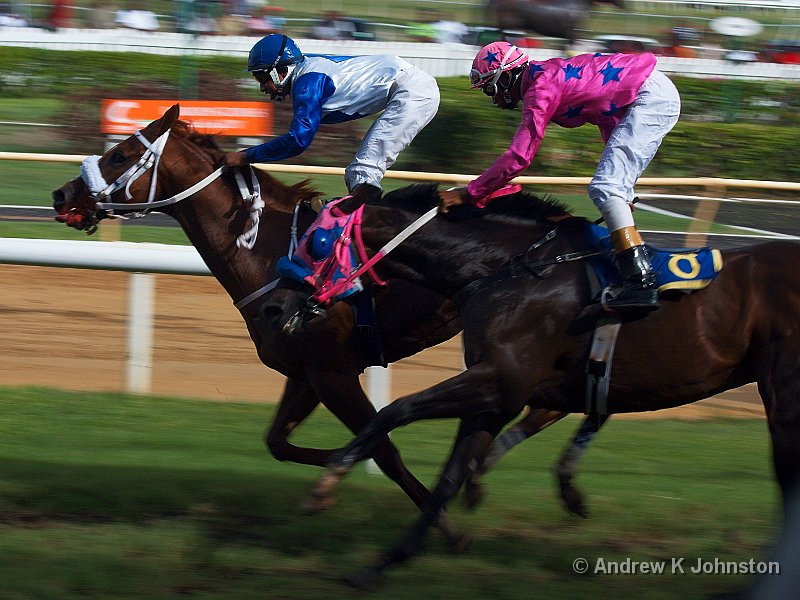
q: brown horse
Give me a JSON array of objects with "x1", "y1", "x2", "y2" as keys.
[
  {"x1": 51, "y1": 104, "x2": 609, "y2": 526},
  {"x1": 493, "y1": 0, "x2": 625, "y2": 42},
  {"x1": 308, "y1": 182, "x2": 800, "y2": 584},
  {"x1": 51, "y1": 104, "x2": 484, "y2": 543}
]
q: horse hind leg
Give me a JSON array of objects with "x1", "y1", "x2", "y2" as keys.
[
  {"x1": 758, "y1": 340, "x2": 800, "y2": 514},
  {"x1": 464, "y1": 409, "x2": 567, "y2": 511},
  {"x1": 555, "y1": 413, "x2": 609, "y2": 518}
]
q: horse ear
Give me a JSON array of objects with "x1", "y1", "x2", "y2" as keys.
[
  {"x1": 143, "y1": 103, "x2": 180, "y2": 139},
  {"x1": 162, "y1": 103, "x2": 180, "y2": 128}
]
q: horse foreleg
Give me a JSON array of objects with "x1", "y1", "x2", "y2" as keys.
[
  {"x1": 348, "y1": 417, "x2": 504, "y2": 589},
  {"x1": 464, "y1": 409, "x2": 567, "y2": 510},
  {"x1": 265, "y1": 378, "x2": 330, "y2": 466},
  {"x1": 323, "y1": 362, "x2": 508, "y2": 473},
  {"x1": 555, "y1": 413, "x2": 609, "y2": 518},
  {"x1": 302, "y1": 371, "x2": 466, "y2": 548}
]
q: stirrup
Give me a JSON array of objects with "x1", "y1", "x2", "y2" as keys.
[{"x1": 601, "y1": 285, "x2": 659, "y2": 313}]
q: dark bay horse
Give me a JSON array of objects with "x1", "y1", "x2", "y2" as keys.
[
  {"x1": 307, "y1": 184, "x2": 800, "y2": 583},
  {"x1": 49, "y1": 104, "x2": 595, "y2": 527}
]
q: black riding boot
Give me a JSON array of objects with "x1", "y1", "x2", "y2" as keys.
[
  {"x1": 336, "y1": 183, "x2": 382, "y2": 214},
  {"x1": 606, "y1": 245, "x2": 659, "y2": 312}
]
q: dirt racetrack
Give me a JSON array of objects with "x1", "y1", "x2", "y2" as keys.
[{"x1": 0, "y1": 264, "x2": 763, "y2": 419}]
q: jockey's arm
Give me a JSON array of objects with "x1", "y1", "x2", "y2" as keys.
[
  {"x1": 465, "y1": 83, "x2": 559, "y2": 204},
  {"x1": 232, "y1": 72, "x2": 333, "y2": 166}
]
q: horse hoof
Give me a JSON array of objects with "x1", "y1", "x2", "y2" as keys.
[
  {"x1": 303, "y1": 466, "x2": 350, "y2": 514},
  {"x1": 463, "y1": 480, "x2": 485, "y2": 511},
  {"x1": 299, "y1": 491, "x2": 337, "y2": 515},
  {"x1": 448, "y1": 531, "x2": 473, "y2": 554},
  {"x1": 344, "y1": 567, "x2": 385, "y2": 590},
  {"x1": 560, "y1": 486, "x2": 589, "y2": 519}
]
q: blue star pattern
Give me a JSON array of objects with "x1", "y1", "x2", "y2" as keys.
[
  {"x1": 529, "y1": 63, "x2": 545, "y2": 74},
  {"x1": 563, "y1": 64, "x2": 583, "y2": 81},
  {"x1": 601, "y1": 101, "x2": 619, "y2": 116},
  {"x1": 599, "y1": 61, "x2": 624, "y2": 85},
  {"x1": 482, "y1": 51, "x2": 499, "y2": 67},
  {"x1": 563, "y1": 104, "x2": 584, "y2": 119}
]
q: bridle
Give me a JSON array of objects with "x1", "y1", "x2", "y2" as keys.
[{"x1": 78, "y1": 127, "x2": 264, "y2": 249}]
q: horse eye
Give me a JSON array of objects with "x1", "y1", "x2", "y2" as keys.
[{"x1": 108, "y1": 151, "x2": 127, "y2": 165}]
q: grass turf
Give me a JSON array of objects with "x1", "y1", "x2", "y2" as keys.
[{"x1": 0, "y1": 385, "x2": 780, "y2": 599}]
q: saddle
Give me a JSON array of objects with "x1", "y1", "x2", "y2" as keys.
[
  {"x1": 582, "y1": 222, "x2": 723, "y2": 415},
  {"x1": 583, "y1": 223, "x2": 723, "y2": 297}
]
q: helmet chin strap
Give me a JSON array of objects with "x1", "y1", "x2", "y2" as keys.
[
  {"x1": 270, "y1": 64, "x2": 295, "y2": 101},
  {"x1": 497, "y1": 70, "x2": 521, "y2": 108}
]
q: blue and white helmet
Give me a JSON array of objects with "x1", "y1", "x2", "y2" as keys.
[
  {"x1": 247, "y1": 34, "x2": 303, "y2": 72},
  {"x1": 247, "y1": 34, "x2": 304, "y2": 100}
]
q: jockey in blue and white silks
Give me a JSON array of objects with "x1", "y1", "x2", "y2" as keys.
[{"x1": 225, "y1": 34, "x2": 440, "y2": 206}]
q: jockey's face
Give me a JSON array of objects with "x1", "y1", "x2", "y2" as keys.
[
  {"x1": 491, "y1": 74, "x2": 522, "y2": 110},
  {"x1": 252, "y1": 68, "x2": 290, "y2": 101}
]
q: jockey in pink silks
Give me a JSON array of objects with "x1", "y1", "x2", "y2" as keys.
[{"x1": 439, "y1": 42, "x2": 681, "y2": 312}]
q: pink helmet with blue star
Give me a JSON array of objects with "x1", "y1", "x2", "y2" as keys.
[{"x1": 470, "y1": 41, "x2": 529, "y2": 92}]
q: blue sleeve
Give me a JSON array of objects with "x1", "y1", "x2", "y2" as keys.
[{"x1": 244, "y1": 72, "x2": 335, "y2": 163}]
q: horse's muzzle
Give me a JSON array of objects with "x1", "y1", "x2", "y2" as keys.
[
  {"x1": 258, "y1": 288, "x2": 324, "y2": 335},
  {"x1": 282, "y1": 299, "x2": 327, "y2": 335},
  {"x1": 52, "y1": 181, "x2": 104, "y2": 234}
]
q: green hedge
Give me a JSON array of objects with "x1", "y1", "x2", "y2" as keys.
[
  {"x1": 2, "y1": 47, "x2": 799, "y2": 181},
  {"x1": 396, "y1": 76, "x2": 800, "y2": 182}
]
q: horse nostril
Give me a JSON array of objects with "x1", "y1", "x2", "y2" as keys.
[
  {"x1": 261, "y1": 303, "x2": 286, "y2": 328},
  {"x1": 52, "y1": 189, "x2": 66, "y2": 212}
]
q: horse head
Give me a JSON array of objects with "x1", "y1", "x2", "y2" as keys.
[
  {"x1": 53, "y1": 104, "x2": 181, "y2": 233},
  {"x1": 51, "y1": 104, "x2": 321, "y2": 312}
]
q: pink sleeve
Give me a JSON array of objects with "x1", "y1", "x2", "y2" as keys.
[{"x1": 466, "y1": 80, "x2": 560, "y2": 205}]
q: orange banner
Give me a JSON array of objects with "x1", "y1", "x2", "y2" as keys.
[{"x1": 100, "y1": 100, "x2": 272, "y2": 136}]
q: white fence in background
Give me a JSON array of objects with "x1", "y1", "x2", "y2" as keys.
[
  {"x1": 3, "y1": 27, "x2": 800, "y2": 80},
  {"x1": 1, "y1": 152, "x2": 800, "y2": 396}
]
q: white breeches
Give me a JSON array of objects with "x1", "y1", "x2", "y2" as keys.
[{"x1": 588, "y1": 69, "x2": 681, "y2": 232}]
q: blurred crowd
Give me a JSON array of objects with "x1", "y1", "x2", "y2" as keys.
[
  {"x1": 0, "y1": 0, "x2": 798, "y2": 64},
  {"x1": 0, "y1": 0, "x2": 472, "y2": 42}
]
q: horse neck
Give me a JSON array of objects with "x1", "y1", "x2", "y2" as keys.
[
  {"x1": 159, "y1": 140, "x2": 298, "y2": 306},
  {"x1": 363, "y1": 206, "x2": 558, "y2": 298}
]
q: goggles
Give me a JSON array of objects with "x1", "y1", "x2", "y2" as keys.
[
  {"x1": 469, "y1": 45, "x2": 521, "y2": 97},
  {"x1": 473, "y1": 71, "x2": 514, "y2": 97}
]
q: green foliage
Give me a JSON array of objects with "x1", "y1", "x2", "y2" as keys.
[{"x1": 2, "y1": 48, "x2": 800, "y2": 179}]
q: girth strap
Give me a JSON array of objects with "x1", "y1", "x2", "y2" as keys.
[{"x1": 585, "y1": 317, "x2": 622, "y2": 415}]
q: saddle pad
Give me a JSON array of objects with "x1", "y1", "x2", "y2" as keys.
[
  {"x1": 584, "y1": 223, "x2": 723, "y2": 293},
  {"x1": 277, "y1": 198, "x2": 364, "y2": 301}
]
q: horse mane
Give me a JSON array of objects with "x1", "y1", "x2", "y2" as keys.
[
  {"x1": 381, "y1": 183, "x2": 573, "y2": 222},
  {"x1": 170, "y1": 119, "x2": 320, "y2": 204},
  {"x1": 172, "y1": 120, "x2": 223, "y2": 151}
]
